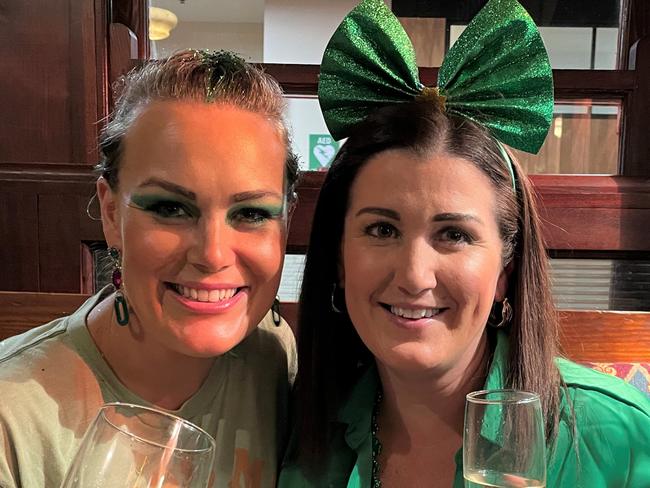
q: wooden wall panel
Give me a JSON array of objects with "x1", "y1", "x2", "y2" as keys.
[
  {"x1": 0, "y1": 292, "x2": 89, "y2": 340},
  {"x1": 0, "y1": 192, "x2": 39, "y2": 291},
  {"x1": 0, "y1": 0, "x2": 99, "y2": 165},
  {"x1": 559, "y1": 310, "x2": 650, "y2": 362},
  {"x1": 38, "y1": 194, "x2": 83, "y2": 292}
]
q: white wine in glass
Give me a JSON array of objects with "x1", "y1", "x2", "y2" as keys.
[
  {"x1": 60, "y1": 402, "x2": 216, "y2": 488},
  {"x1": 463, "y1": 390, "x2": 546, "y2": 488}
]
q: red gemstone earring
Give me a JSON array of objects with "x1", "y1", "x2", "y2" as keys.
[{"x1": 108, "y1": 247, "x2": 129, "y2": 326}]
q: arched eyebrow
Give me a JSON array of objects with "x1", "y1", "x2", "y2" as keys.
[
  {"x1": 233, "y1": 190, "x2": 283, "y2": 203},
  {"x1": 355, "y1": 207, "x2": 400, "y2": 220},
  {"x1": 354, "y1": 208, "x2": 483, "y2": 225},
  {"x1": 135, "y1": 179, "x2": 282, "y2": 203},
  {"x1": 433, "y1": 212, "x2": 483, "y2": 225},
  {"x1": 138, "y1": 178, "x2": 196, "y2": 200}
]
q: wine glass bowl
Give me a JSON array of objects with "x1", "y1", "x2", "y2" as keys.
[
  {"x1": 463, "y1": 390, "x2": 546, "y2": 488},
  {"x1": 61, "y1": 403, "x2": 216, "y2": 488}
]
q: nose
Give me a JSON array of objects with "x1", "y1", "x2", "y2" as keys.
[
  {"x1": 187, "y1": 215, "x2": 236, "y2": 273},
  {"x1": 394, "y1": 237, "x2": 438, "y2": 296}
]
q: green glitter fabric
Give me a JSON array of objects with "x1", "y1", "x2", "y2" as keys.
[{"x1": 318, "y1": 0, "x2": 553, "y2": 154}]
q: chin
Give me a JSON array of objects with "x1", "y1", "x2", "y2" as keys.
[
  {"x1": 380, "y1": 343, "x2": 446, "y2": 372},
  {"x1": 180, "y1": 335, "x2": 246, "y2": 357},
  {"x1": 175, "y1": 319, "x2": 251, "y2": 357}
]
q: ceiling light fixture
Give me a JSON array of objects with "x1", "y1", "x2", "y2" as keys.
[{"x1": 149, "y1": 7, "x2": 178, "y2": 41}]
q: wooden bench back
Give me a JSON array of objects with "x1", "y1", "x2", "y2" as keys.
[{"x1": 2, "y1": 292, "x2": 649, "y2": 364}]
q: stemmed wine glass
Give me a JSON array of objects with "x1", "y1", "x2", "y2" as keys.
[
  {"x1": 60, "y1": 402, "x2": 216, "y2": 488},
  {"x1": 463, "y1": 390, "x2": 546, "y2": 488}
]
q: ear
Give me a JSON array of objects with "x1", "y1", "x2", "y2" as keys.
[
  {"x1": 96, "y1": 177, "x2": 122, "y2": 247},
  {"x1": 495, "y1": 260, "x2": 514, "y2": 301}
]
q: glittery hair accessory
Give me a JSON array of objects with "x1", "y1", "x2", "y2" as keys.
[{"x1": 318, "y1": 0, "x2": 554, "y2": 156}]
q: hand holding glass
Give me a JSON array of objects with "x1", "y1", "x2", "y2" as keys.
[
  {"x1": 463, "y1": 390, "x2": 546, "y2": 488},
  {"x1": 61, "y1": 403, "x2": 216, "y2": 488}
]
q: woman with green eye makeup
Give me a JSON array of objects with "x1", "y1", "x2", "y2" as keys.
[{"x1": 0, "y1": 50, "x2": 300, "y2": 488}]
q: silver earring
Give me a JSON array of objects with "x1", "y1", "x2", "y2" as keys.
[
  {"x1": 489, "y1": 297, "x2": 512, "y2": 328},
  {"x1": 331, "y1": 283, "x2": 345, "y2": 314}
]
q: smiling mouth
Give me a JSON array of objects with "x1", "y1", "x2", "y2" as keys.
[
  {"x1": 380, "y1": 303, "x2": 447, "y2": 319},
  {"x1": 165, "y1": 283, "x2": 244, "y2": 303}
]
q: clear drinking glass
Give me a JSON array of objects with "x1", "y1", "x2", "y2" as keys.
[
  {"x1": 60, "y1": 403, "x2": 216, "y2": 488},
  {"x1": 463, "y1": 390, "x2": 546, "y2": 488}
]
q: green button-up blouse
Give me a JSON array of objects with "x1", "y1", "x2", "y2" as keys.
[{"x1": 279, "y1": 332, "x2": 650, "y2": 487}]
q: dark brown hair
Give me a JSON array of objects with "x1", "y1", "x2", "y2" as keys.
[
  {"x1": 292, "y1": 101, "x2": 560, "y2": 470},
  {"x1": 97, "y1": 50, "x2": 299, "y2": 197}
]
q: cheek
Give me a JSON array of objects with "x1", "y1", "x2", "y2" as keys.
[
  {"x1": 238, "y1": 229, "x2": 285, "y2": 280},
  {"x1": 341, "y1": 239, "x2": 374, "y2": 290},
  {"x1": 122, "y1": 221, "x2": 187, "y2": 281},
  {"x1": 449, "y1": 253, "x2": 502, "y2": 309}
]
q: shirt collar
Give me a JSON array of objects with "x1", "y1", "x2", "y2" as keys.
[{"x1": 338, "y1": 363, "x2": 379, "y2": 450}]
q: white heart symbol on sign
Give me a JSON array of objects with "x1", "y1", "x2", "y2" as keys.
[{"x1": 313, "y1": 144, "x2": 336, "y2": 167}]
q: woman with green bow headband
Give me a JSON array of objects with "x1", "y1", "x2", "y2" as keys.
[{"x1": 279, "y1": 0, "x2": 650, "y2": 487}]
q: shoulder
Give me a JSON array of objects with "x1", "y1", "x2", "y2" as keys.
[
  {"x1": 0, "y1": 318, "x2": 68, "y2": 362},
  {"x1": 553, "y1": 358, "x2": 650, "y2": 484},
  {"x1": 0, "y1": 289, "x2": 108, "y2": 372},
  {"x1": 0, "y1": 296, "x2": 105, "y2": 415},
  {"x1": 556, "y1": 357, "x2": 650, "y2": 417},
  {"x1": 238, "y1": 310, "x2": 297, "y2": 383},
  {"x1": 0, "y1": 318, "x2": 71, "y2": 379}
]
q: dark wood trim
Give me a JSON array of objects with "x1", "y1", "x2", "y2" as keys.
[
  {"x1": 618, "y1": 0, "x2": 633, "y2": 69},
  {"x1": 263, "y1": 65, "x2": 637, "y2": 98},
  {"x1": 111, "y1": 0, "x2": 149, "y2": 60},
  {"x1": 559, "y1": 310, "x2": 650, "y2": 362},
  {"x1": 621, "y1": 35, "x2": 650, "y2": 176},
  {"x1": 109, "y1": 23, "x2": 139, "y2": 88},
  {"x1": 0, "y1": 292, "x2": 90, "y2": 339},
  {"x1": 68, "y1": 0, "x2": 99, "y2": 165},
  {"x1": 95, "y1": 0, "x2": 111, "y2": 134}
]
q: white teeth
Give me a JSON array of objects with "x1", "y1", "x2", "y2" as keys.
[
  {"x1": 173, "y1": 285, "x2": 238, "y2": 303},
  {"x1": 390, "y1": 306, "x2": 441, "y2": 319}
]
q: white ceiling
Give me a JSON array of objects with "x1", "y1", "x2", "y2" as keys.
[{"x1": 152, "y1": 0, "x2": 265, "y2": 24}]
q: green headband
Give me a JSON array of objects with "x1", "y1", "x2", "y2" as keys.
[{"x1": 318, "y1": 0, "x2": 554, "y2": 189}]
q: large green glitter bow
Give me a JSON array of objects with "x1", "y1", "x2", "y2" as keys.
[{"x1": 318, "y1": 0, "x2": 554, "y2": 154}]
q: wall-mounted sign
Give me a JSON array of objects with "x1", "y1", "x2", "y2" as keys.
[{"x1": 309, "y1": 134, "x2": 339, "y2": 171}]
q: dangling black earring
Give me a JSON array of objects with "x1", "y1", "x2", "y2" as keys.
[
  {"x1": 488, "y1": 297, "x2": 512, "y2": 329},
  {"x1": 108, "y1": 247, "x2": 129, "y2": 326},
  {"x1": 272, "y1": 297, "x2": 281, "y2": 327}
]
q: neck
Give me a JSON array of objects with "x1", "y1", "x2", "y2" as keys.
[
  {"x1": 87, "y1": 295, "x2": 216, "y2": 410},
  {"x1": 376, "y1": 330, "x2": 491, "y2": 440}
]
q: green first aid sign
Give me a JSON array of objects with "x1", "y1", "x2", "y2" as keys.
[{"x1": 309, "y1": 134, "x2": 339, "y2": 170}]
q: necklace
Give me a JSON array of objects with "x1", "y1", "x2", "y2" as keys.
[{"x1": 371, "y1": 387, "x2": 383, "y2": 488}]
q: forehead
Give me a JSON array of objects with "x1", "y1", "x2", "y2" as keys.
[
  {"x1": 119, "y1": 101, "x2": 286, "y2": 196},
  {"x1": 349, "y1": 149, "x2": 498, "y2": 217}
]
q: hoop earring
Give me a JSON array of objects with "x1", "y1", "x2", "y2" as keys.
[
  {"x1": 85, "y1": 192, "x2": 101, "y2": 221},
  {"x1": 272, "y1": 297, "x2": 281, "y2": 327},
  {"x1": 331, "y1": 283, "x2": 346, "y2": 314},
  {"x1": 489, "y1": 297, "x2": 512, "y2": 329},
  {"x1": 108, "y1": 247, "x2": 129, "y2": 326}
]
